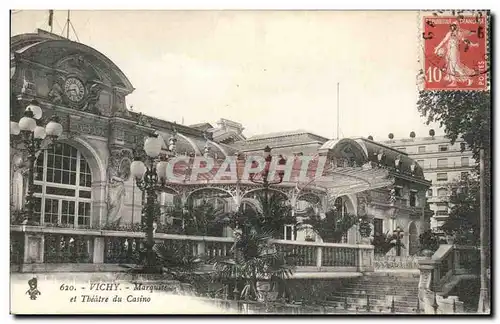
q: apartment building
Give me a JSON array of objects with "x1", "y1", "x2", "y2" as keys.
[{"x1": 383, "y1": 133, "x2": 475, "y2": 232}]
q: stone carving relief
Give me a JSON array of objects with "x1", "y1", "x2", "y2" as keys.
[
  {"x1": 357, "y1": 191, "x2": 372, "y2": 217},
  {"x1": 136, "y1": 113, "x2": 152, "y2": 127},
  {"x1": 106, "y1": 148, "x2": 133, "y2": 223},
  {"x1": 81, "y1": 83, "x2": 103, "y2": 115}
]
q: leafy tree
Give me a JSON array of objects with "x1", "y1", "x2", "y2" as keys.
[
  {"x1": 441, "y1": 176, "x2": 480, "y2": 245},
  {"x1": 417, "y1": 90, "x2": 491, "y2": 254},
  {"x1": 417, "y1": 91, "x2": 491, "y2": 160},
  {"x1": 227, "y1": 191, "x2": 296, "y2": 239},
  {"x1": 212, "y1": 191, "x2": 298, "y2": 302},
  {"x1": 371, "y1": 232, "x2": 406, "y2": 255},
  {"x1": 212, "y1": 230, "x2": 295, "y2": 302},
  {"x1": 302, "y1": 208, "x2": 358, "y2": 243}
]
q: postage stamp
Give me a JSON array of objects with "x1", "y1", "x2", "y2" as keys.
[{"x1": 421, "y1": 14, "x2": 488, "y2": 91}]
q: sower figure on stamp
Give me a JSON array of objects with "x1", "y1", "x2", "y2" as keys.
[{"x1": 434, "y1": 23, "x2": 479, "y2": 87}]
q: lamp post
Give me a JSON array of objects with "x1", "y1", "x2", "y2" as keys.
[
  {"x1": 130, "y1": 132, "x2": 175, "y2": 273},
  {"x1": 249, "y1": 146, "x2": 286, "y2": 205},
  {"x1": 393, "y1": 226, "x2": 404, "y2": 257},
  {"x1": 10, "y1": 100, "x2": 63, "y2": 223}
]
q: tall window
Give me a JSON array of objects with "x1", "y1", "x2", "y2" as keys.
[
  {"x1": 409, "y1": 191, "x2": 417, "y2": 207},
  {"x1": 334, "y1": 197, "x2": 349, "y2": 243},
  {"x1": 461, "y1": 157, "x2": 469, "y2": 167},
  {"x1": 418, "y1": 146, "x2": 426, "y2": 153},
  {"x1": 373, "y1": 218, "x2": 383, "y2": 236},
  {"x1": 32, "y1": 143, "x2": 92, "y2": 226}
]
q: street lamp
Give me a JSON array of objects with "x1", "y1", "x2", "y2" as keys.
[
  {"x1": 249, "y1": 146, "x2": 286, "y2": 211},
  {"x1": 10, "y1": 100, "x2": 63, "y2": 223},
  {"x1": 393, "y1": 226, "x2": 404, "y2": 257},
  {"x1": 130, "y1": 132, "x2": 175, "y2": 273}
]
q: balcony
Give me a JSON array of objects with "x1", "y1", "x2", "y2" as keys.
[
  {"x1": 419, "y1": 161, "x2": 473, "y2": 171},
  {"x1": 10, "y1": 225, "x2": 374, "y2": 277}
]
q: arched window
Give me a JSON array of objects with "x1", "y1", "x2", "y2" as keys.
[
  {"x1": 334, "y1": 197, "x2": 348, "y2": 216},
  {"x1": 334, "y1": 197, "x2": 348, "y2": 243},
  {"x1": 32, "y1": 143, "x2": 92, "y2": 226}
]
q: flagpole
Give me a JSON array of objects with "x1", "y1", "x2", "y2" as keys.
[
  {"x1": 336, "y1": 82, "x2": 340, "y2": 140},
  {"x1": 66, "y1": 10, "x2": 70, "y2": 39}
]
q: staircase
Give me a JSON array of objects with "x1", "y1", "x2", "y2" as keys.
[{"x1": 325, "y1": 272, "x2": 421, "y2": 313}]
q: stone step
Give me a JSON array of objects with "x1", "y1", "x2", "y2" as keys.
[
  {"x1": 321, "y1": 300, "x2": 420, "y2": 314},
  {"x1": 333, "y1": 292, "x2": 418, "y2": 303},
  {"x1": 355, "y1": 278, "x2": 420, "y2": 284},
  {"x1": 339, "y1": 286, "x2": 418, "y2": 295},
  {"x1": 327, "y1": 295, "x2": 417, "y2": 307}
]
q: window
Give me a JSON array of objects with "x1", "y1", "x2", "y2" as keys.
[
  {"x1": 418, "y1": 146, "x2": 426, "y2": 153},
  {"x1": 437, "y1": 188, "x2": 448, "y2": 197},
  {"x1": 394, "y1": 187, "x2": 402, "y2": 197},
  {"x1": 436, "y1": 210, "x2": 449, "y2": 216},
  {"x1": 398, "y1": 147, "x2": 406, "y2": 153},
  {"x1": 409, "y1": 191, "x2": 417, "y2": 207},
  {"x1": 437, "y1": 173, "x2": 448, "y2": 181},
  {"x1": 436, "y1": 202, "x2": 448, "y2": 211},
  {"x1": 427, "y1": 189, "x2": 433, "y2": 197},
  {"x1": 437, "y1": 158, "x2": 448, "y2": 168},
  {"x1": 32, "y1": 143, "x2": 92, "y2": 226},
  {"x1": 284, "y1": 225, "x2": 295, "y2": 241},
  {"x1": 439, "y1": 145, "x2": 448, "y2": 152},
  {"x1": 461, "y1": 157, "x2": 469, "y2": 167},
  {"x1": 461, "y1": 172, "x2": 469, "y2": 180},
  {"x1": 374, "y1": 218, "x2": 383, "y2": 236}
]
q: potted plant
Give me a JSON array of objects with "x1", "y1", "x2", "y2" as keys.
[
  {"x1": 418, "y1": 230, "x2": 440, "y2": 258},
  {"x1": 358, "y1": 217, "x2": 372, "y2": 244}
]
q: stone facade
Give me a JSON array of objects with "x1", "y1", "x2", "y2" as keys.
[{"x1": 10, "y1": 30, "x2": 431, "y2": 255}]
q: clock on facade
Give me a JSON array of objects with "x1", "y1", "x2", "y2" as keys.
[{"x1": 64, "y1": 77, "x2": 85, "y2": 103}]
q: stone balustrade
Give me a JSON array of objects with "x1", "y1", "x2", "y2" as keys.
[
  {"x1": 10, "y1": 225, "x2": 374, "y2": 277},
  {"x1": 417, "y1": 244, "x2": 480, "y2": 314}
]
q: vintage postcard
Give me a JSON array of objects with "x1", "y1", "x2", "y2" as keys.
[{"x1": 9, "y1": 10, "x2": 491, "y2": 315}]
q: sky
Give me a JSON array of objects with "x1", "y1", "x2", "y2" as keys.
[{"x1": 10, "y1": 10, "x2": 442, "y2": 140}]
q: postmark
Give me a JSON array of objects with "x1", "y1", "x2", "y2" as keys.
[{"x1": 421, "y1": 13, "x2": 488, "y2": 91}]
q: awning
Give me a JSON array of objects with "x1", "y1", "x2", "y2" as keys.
[{"x1": 162, "y1": 157, "x2": 393, "y2": 198}]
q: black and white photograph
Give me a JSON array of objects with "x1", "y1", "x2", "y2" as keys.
[{"x1": 8, "y1": 8, "x2": 492, "y2": 315}]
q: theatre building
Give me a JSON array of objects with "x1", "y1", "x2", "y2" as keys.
[{"x1": 10, "y1": 30, "x2": 432, "y2": 271}]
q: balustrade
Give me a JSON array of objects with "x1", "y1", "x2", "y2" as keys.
[
  {"x1": 10, "y1": 225, "x2": 374, "y2": 275},
  {"x1": 44, "y1": 233, "x2": 93, "y2": 263}
]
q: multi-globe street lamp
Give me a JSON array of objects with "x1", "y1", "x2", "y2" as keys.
[
  {"x1": 248, "y1": 145, "x2": 286, "y2": 199},
  {"x1": 130, "y1": 132, "x2": 176, "y2": 272},
  {"x1": 10, "y1": 100, "x2": 63, "y2": 223},
  {"x1": 393, "y1": 226, "x2": 404, "y2": 257}
]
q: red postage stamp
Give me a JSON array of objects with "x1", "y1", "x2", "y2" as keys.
[{"x1": 422, "y1": 15, "x2": 488, "y2": 91}]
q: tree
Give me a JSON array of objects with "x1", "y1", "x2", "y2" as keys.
[
  {"x1": 441, "y1": 176, "x2": 480, "y2": 245},
  {"x1": 212, "y1": 191, "x2": 297, "y2": 302},
  {"x1": 212, "y1": 230, "x2": 295, "y2": 302},
  {"x1": 371, "y1": 232, "x2": 406, "y2": 255},
  {"x1": 302, "y1": 208, "x2": 358, "y2": 243},
  {"x1": 417, "y1": 91, "x2": 491, "y2": 160},
  {"x1": 417, "y1": 90, "x2": 491, "y2": 254}
]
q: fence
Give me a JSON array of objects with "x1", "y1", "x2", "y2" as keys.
[{"x1": 10, "y1": 225, "x2": 374, "y2": 275}]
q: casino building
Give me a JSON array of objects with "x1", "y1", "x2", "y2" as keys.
[{"x1": 10, "y1": 29, "x2": 432, "y2": 269}]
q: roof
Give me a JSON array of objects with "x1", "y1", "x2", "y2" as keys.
[
  {"x1": 11, "y1": 29, "x2": 134, "y2": 93},
  {"x1": 246, "y1": 130, "x2": 327, "y2": 141}
]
